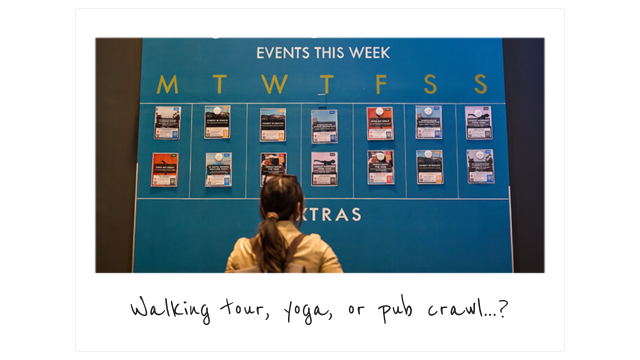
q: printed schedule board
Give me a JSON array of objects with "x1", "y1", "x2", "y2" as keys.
[{"x1": 134, "y1": 38, "x2": 512, "y2": 272}]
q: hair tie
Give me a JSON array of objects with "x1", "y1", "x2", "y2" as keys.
[{"x1": 266, "y1": 212, "x2": 279, "y2": 220}]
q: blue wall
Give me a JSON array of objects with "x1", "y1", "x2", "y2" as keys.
[{"x1": 134, "y1": 38, "x2": 512, "y2": 272}]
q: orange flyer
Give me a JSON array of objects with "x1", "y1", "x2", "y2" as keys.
[
  {"x1": 151, "y1": 153, "x2": 179, "y2": 187},
  {"x1": 367, "y1": 107, "x2": 394, "y2": 140}
]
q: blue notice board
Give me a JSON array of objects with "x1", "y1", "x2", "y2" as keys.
[{"x1": 133, "y1": 38, "x2": 512, "y2": 272}]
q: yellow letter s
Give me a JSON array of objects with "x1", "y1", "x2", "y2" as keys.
[{"x1": 475, "y1": 74, "x2": 487, "y2": 94}]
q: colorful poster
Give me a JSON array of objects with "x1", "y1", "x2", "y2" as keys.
[
  {"x1": 151, "y1": 153, "x2": 178, "y2": 187},
  {"x1": 311, "y1": 110, "x2": 338, "y2": 144},
  {"x1": 416, "y1": 105, "x2": 442, "y2": 139},
  {"x1": 260, "y1": 108, "x2": 286, "y2": 142},
  {"x1": 467, "y1": 149, "x2": 495, "y2": 184},
  {"x1": 205, "y1": 152, "x2": 232, "y2": 187},
  {"x1": 416, "y1": 150, "x2": 444, "y2": 184},
  {"x1": 465, "y1": 106, "x2": 493, "y2": 140},
  {"x1": 154, "y1": 106, "x2": 181, "y2": 140},
  {"x1": 367, "y1": 150, "x2": 395, "y2": 185},
  {"x1": 260, "y1": 153, "x2": 287, "y2": 186},
  {"x1": 367, "y1": 107, "x2": 394, "y2": 140},
  {"x1": 204, "y1": 105, "x2": 230, "y2": 139},
  {"x1": 311, "y1": 152, "x2": 338, "y2": 186}
]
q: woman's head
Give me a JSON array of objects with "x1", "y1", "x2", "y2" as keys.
[
  {"x1": 259, "y1": 175, "x2": 304, "y2": 227},
  {"x1": 257, "y1": 175, "x2": 305, "y2": 272}
]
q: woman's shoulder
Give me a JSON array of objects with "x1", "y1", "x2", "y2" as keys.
[
  {"x1": 302, "y1": 232, "x2": 322, "y2": 241},
  {"x1": 298, "y1": 233, "x2": 342, "y2": 273},
  {"x1": 233, "y1": 236, "x2": 255, "y2": 252},
  {"x1": 226, "y1": 236, "x2": 258, "y2": 272},
  {"x1": 300, "y1": 233, "x2": 332, "y2": 250}
]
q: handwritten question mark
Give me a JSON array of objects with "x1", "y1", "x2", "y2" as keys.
[{"x1": 499, "y1": 300, "x2": 508, "y2": 318}]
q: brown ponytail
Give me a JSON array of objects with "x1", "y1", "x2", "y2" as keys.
[{"x1": 257, "y1": 175, "x2": 304, "y2": 273}]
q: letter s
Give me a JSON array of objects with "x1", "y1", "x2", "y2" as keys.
[
  {"x1": 424, "y1": 74, "x2": 436, "y2": 94},
  {"x1": 475, "y1": 74, "x2": 487, "y2": 94},
  {"x1": 352, "y1": 208, "x2": 361, "y2": 221},
  {"x1": 424, "y1": 74, "x2": 437, "y2": 94}
]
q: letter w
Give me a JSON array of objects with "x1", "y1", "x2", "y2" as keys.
[
  {"x1": 131, "y1": 296, "x2": 148, "y2": 316},
  {"x1": 261, "y1": 74, "x2": 288, "y2": 94}
]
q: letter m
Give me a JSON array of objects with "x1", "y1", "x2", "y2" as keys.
[{"x1": 157, "y1": 75, "x2": 178, "y2": 94}]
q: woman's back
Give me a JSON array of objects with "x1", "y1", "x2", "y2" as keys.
[
  {"x1": 225, "y1": 220, "x2": 342, "y2": 273},
  {"x1": 224, "y1": 175, "x2": 342, "y2": 273}
]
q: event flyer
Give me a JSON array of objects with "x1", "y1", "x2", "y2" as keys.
[
  {"x1": 465, "y1": 106, "x2": 493, "y2": 140},
  {"x1": 416, "y1": 105, "x2": 442, "y2": 139},
  {"x1": 466, "y1": 149, "x2": 495, "y2": 184},
  {"x1": 205, "y1": 152, "x2": 232, "y2": 187},
  {"x1": 154, "y1": 106, "x2": 181, "y2": 140},
  {"x1": 311, "y1": 152, "x2": 338, "y2": 186},
  {"x1": 367, "y1": 107, "x2": 394, "y2": 140},
  {"x1": 151, "y1": 153, "x2": 178, "y2": 187},
  {"x1": 311, "y1": 110, "x2": 338, "y2": 144},
  {"x1": 260, "y1": 153, "x2": 287, "y2": 186},
  {"x1": 260, "y1": 108, "x2": 286, "y2": 142},
  {"x1": 204, "y1": 105, "x2": 230, "y2": 139},
  {"x1": 367, "y1": 150, "x2": 395, "y2": 185},
  {"x1": 416, "y1": 150, "x2": 444, "y2": 184}
]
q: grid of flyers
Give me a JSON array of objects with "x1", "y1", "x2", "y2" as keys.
[
  {"x1": 412, "y1": 105, "x2": 496, "y2": 185},
  {"x1": 149, "y1": 105, "x2": 497, "y2": 187}
]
